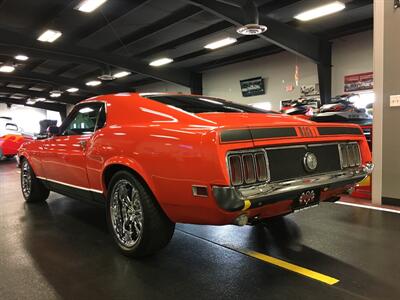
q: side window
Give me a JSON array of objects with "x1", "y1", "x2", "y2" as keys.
[{"x1": 62, "y1": 104, "x2": 104, "y2": 136}]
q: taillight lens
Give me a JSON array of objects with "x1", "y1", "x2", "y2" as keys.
[
  {"x1": 255, "y1": 153, "x2": 268, "y2": 181},
  {"x1": 228, "y1": 151, "x2": 269, "y2": 186},
  {"x1": 229, "y1": 155, "x2": 243, "y2": 185},
  {"x1": 339, "y1": 143, "x2": 361, "y2": 169},
  {"x1": 242, "y1": 154, "x2": 256, "y2": 184}
]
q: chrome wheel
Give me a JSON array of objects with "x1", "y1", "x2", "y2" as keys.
[
  {"x1": 110, "y1": 179, "x2": 144, "y2": 248},
  {"x1": 21, "y1": 160, "x2": 32, "y2": 199}
]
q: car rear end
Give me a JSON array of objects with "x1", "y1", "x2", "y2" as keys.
[{"x1": 212, "y1": 123, "x2": 373, "y2": 225}]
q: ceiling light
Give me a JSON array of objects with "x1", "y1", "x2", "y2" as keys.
[
  {"x1": 26, "y1": 99, "x2": 37, "y2": 105},
  {"x1": 36, "y1": 98, "x2": 46, "y2": 102},
  {"x1": 294, "y1": 1, "x2": 346, "y2": 21},
  {"x1": 50, "y1": 92, "x2": 61, "y2": 98},
  {"x1": 86, "y1": 80, "x2": 101, "y2": 86},
  {"x1": 113, "y1": 71, "x2": 131, "y2": 78},
  {"x1": 66, "y1": 87, "x2": 79, "y2": 93},
  {"x1": 15, "y1": 55, "x2": 29, "y2": 61},
  {"x1": 37, "y1": 29, "x2": 62, "y2": 43},
  {"x1": 237, "y1": 24, "x2": 267, "y2": 35},
  {"x1": 0, "y1": 65, "x2": 15, "y2": 73},
  {"x1": 149, "y1": 58, "x2": 173, "y2": 67},
  {"x1": 204, "y1": 37, "x2": 237, "y2": 50},
  {"x1": 29, "y1": 87, "x2": 45, "y2": 91},
  {"x1": 75, "y1": 0, "x2": 108, "y2": 13}
]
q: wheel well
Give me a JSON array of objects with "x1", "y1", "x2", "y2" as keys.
[{"x1": 103, "y1": 164, "x2": 151, "y2": 194}]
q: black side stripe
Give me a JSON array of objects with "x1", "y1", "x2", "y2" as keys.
[
  {"x1": 317, "y1": 127, "x2": 363, "y2": 136},
  {"x1": 220, "y1": 127, "x2": 297, "y2": 142}
]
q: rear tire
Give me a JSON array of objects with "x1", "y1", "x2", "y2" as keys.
[
  {"x1": 106, "y1": 170, "x2": 175, "y2": 257},
  {"x1": 20, "y1": 158, "x2": 50, "y2": 203}
]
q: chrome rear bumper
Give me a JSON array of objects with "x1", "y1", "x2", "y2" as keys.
[{"x1": 213, "y1": 163, "x2": 374, "y2": 212}]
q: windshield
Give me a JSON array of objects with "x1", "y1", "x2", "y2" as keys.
[{"x1": 145, "y1": 95, "x2": 273, "y2": 114}]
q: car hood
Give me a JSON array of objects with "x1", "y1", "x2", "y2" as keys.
[{"x1": 195, "y1": 112, "x2": 315, "y2": 128}]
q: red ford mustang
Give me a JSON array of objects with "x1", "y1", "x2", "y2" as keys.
[{"x1": 18, "y1": 93, "x2": 373, "y2": 257}]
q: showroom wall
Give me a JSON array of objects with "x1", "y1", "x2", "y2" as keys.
[
  {"x1": 0, "y1": 103, "x2": 61, "y2": 135},
  {"x1": 137, "y1": 31, "x2": 373, "y2": 110}
]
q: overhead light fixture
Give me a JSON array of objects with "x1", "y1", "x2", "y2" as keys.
[
  {"x1": 149, "y1": 58, "x2": 173, "y2": 67},
  {"x1": 75, "y1": 0, "x2": 108, "y2": 13},
  {"x1": 113, "y1": 71, "x2": 131, "y2": 78},
  {"x1": 0, "y1": 65, "x2": 15, "y2": 73},
  {"x1": 14, "y1": 55, "x2": 29, "y2": 61},
  {"x1": 204, "y1": 37, "x2": 237, "y2": 50},
  {"x1": 50, "y1": 92, "x2": 61, "y2": 98},
  {"x1": 237, "y1": 24, "x2": 267, "y2": 35},
  {"x1": 294, "y1": 1, "x2": 346, "y2": 21},
  {"x1": 26, "y1": 99, "x2": 37, "y2": 105},
  {"x1": 36, "y1": 98, "x2": 46, "y2": 102},
  {"x1": 66, "y1": 87, "x2": 79, "y2": 93},
  {"x1": 86, "y1": 80, "x2": 101, "y2": 86},
  {"x1": 37, "y1": 29, "x2": 62, "y2": 43}
]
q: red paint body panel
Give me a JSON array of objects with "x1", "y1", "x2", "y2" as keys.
[
  {"x1": 19, "y1": 93, "x2": 372, "y2": 225},
  {"x1": 0, "y1": 134, "x2": 32, "y2": 157}
]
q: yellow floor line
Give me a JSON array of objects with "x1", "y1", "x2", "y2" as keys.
[
  {"x1": 177, "y1": 229, "x2": 339, "y2": 286},
  {"x1": 235, "y1": 247, "x2": 339, "y2": 285}
]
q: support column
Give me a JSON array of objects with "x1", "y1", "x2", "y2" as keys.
[
  {"x1": 372, "y1": 0, "x2": 400, "y2": 205},
  {"x1": 190, "y1": 73, "x2": 203, "y2": 95},
  {"x1": 317, "y1": 42, "x2": 332, "y2": 105}
]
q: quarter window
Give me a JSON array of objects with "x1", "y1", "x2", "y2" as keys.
[{"x1": 61, "y1": 103, "x2": 105, "y2": 136}]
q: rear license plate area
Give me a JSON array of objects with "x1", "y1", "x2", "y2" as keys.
[{"x1": 292, "y1": 190, "x2": 320, "y2": 211}]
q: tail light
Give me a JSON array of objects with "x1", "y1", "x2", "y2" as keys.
[
  {"x1": 228, "y1": 150, "x2": 269, "y2": 186},
  {"x1": 339, "y1": 143, "x2": 361, "y2": 169}
]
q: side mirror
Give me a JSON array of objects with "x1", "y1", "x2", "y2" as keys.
[{"x1": 47, "y1": 126, "x2": 60, "y2": 136}]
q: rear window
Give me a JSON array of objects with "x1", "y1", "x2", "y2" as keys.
[{"x1": 145, "y1": 95, "x2": 272, "y2": 114}]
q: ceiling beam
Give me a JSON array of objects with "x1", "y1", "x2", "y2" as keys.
[
  {"x1": 0, "y1": 98, "x2": 66, "y2": 113},
  {"x1": 102, "y1": 5, "x2": 203, "y2": 52},
  {"x1": 0, "y1": 70, "x2": 133, "y2": 97},
  {"x1": 0, "y1": 28, "x2": 192, "y2": 87},
  {"x1": 185, "y1": 0, "x2": 328, "y2": 64},
  {"x1": 0, "y1": 86, "x2": 81, "y2": 104}
]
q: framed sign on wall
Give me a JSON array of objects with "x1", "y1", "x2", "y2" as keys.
[
  {"x1": 240, "y1": 77, "x2": 265, "y2": 97},
  {"x1": 344, "y1": 72, "x2": 373, "y2": 92}
]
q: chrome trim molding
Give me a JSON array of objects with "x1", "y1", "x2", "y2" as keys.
[{"x1": 37, "y1": 176, "x2": 103, "y2": 194}]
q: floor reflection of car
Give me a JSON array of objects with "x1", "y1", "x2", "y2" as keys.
[
  {"x1": 0, "y1": 117, "x2": 32, "y2": 159},
  {"x1": 18, "y1": 93, "x2": 373, "y2": 257}
]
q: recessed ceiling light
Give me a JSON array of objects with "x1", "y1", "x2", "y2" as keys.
[
  {"x1": 86, "y1": 80, "x2": 101, "y2": 86},
  {"x1": 294, "y1": 1, "x2": 346, "y2": 21},
  {"x1": 15, "y1": 55, "x2": 29, "y2": 61},
  {"x1": 0, "y1": 65, "x2": 15, "y2": 73},
  {"x1": 37, "y1": 29, "x2": 62, "y2": 43},
  {"x1": 149, "y1": 58, "x2": 173, "y2": 67},
  {"x1": 113, "y1": 71, "x2": 131, "y2": 78},
  {"x1": 75, "y1": 0, "x2": 108, "y2": 13},
  {"x1": 66, "y1": 87, "x2": 79, "y2": 93},
  {"x1": 204, "y1": 37, "x2": 237, "y2": 50},
  {"x1": 29, "y1": 87, "x2": 45, "y2": 91}
]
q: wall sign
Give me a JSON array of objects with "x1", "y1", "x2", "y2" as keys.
[
  {"x1": 240, "y1": 77, "x2": 265, "y2": 97},
  {"x1": 344, "y1": 72, "x2": 373, "y2": 92}
]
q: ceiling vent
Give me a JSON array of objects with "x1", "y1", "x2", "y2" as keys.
[
  {"x1": 237, "y1": 24, "x2": 267, "y2": 35},
  {"x1": 98, "y1": 74, "x2": 114, "y2": 81}
]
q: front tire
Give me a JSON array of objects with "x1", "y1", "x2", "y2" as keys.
[
  {"x1": 106, "y1": 171, "x2": 175, "y2": 257},
  {"x1": 20, "y1": 158, "x2": 50, "y2": 203}
]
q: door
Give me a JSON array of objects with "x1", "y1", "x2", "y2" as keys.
[{"x1": 42, "y1": 103, "x2": 105, "y2": 197}]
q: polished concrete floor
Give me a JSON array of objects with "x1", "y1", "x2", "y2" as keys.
[{"x1": 1, "y1": 158, "x2": 399, "y2": 300}]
